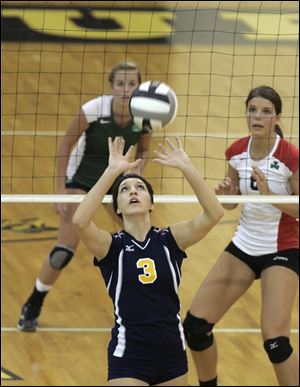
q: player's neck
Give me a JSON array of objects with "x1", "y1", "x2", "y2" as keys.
[
  {"x1": 250, "y1": 135, "x2": 277, "y2": 160},
  {"x1": 112, "y1": 98, "x2": 131, "y2": 123},
  {"x1": 123, "y1": 215, "x2": 152, "y2": 242}
]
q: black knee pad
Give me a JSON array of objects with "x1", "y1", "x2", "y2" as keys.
[
  {"x1": 264, "y1": 336, "x2": 293, "y2": 363},
  {"x1": 183, "y1": 311, "x2": 215, "y2": 351},
  {"x1": 48, "y1": 245, "x2": 74, "y2": 270}
]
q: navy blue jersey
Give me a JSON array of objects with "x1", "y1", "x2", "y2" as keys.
[{"x1": 94, "y1": 226, "x2": 187, "y2": 360}]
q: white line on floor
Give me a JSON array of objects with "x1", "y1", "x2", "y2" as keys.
[{"x1": 1, "y1": 327, "x2": 299, "y2": 333}]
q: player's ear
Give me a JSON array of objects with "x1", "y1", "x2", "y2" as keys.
[{"x1": 150, "y1": 203, "x2": 154, "y2": 211}]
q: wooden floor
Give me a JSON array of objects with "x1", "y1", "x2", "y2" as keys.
[{"x1": 1, "y1": 1, "x2": 299, "y2": 386}]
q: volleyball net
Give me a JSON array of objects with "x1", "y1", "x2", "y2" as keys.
[{"x1": 1, "y1": 1, "x2": 299, "y2": 204}]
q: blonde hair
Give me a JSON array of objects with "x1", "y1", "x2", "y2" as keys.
[{"x1": 108, "y1": 61, "x2": 142, "y2": 85}]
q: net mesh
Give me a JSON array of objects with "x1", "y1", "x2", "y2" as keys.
[{"x1": 1, "y1": 1, "x2": 299, "y2": 201}]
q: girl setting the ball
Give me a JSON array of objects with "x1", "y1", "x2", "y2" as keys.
[
  {"x1": 72, "y1": 136, "x2": 224, "y2": 386},
  {"x1": 17, "y1": 61, "x2": 152, "y2": 332}
]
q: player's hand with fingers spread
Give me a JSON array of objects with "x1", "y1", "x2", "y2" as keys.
[
  {"x1": 108, "y1": 136, "x2": 142, "y2": 174},
  {"x1": 153, "y1": 137, "x2": 191, "y2": 172},
  {"x1": 215, "y1": 177, "x2": 239, "y2": 195},
  {"x1": 251, "y1": 166, "x2": 272, "y2": 195}
]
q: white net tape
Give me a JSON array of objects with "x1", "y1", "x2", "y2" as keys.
[{"x1": 1, "y1": 194, "x2": 298, "y2": 204}]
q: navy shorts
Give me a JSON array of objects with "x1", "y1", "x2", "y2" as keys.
[
  {"x1": 225, "y1": 241, "x2": 299, "y2": 279},
  {"x1": 108, "y1": 350, "x2": 188, "y2": 385}
]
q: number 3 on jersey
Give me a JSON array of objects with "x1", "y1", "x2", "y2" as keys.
[{"x1": 136, "y1": 258, "x2": 157, "y2": 284}]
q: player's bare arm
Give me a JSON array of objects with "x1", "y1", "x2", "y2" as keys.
[
  {"x1": 73, "y1": 137, "x2": 141, "y2": 259},
  {"x1": 153, "y1": 137, "x2": 224, "y2": 251}
]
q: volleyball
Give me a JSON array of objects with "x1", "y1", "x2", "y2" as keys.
[{"x1": 129, "y1": 81, "x2": 178, "y2": 131}]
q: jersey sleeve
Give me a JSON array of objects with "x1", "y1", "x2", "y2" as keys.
[
  {"x1": 165, "y1": 227, "x2": 187, "y2": 261},
  {"x1": 94, "y1": 234, "x2": 121, "y2": 287},
  {"x1": 225, "y1": 137, "x2": 250, "y2": 169},
  {"x1": 82, "y1": 96, "x2": 103, "y2": 123},
  {"x1": 82, "y1": 95, "x2": 113, "y2": 123},
  {"x1": 273, "y1": 139, "x2": 299, "y2": 173},
  {"x1": 225, "y1": 137, "x2": 250, "y2": 160}
]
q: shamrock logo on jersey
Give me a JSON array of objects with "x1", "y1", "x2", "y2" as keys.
[{"x1": 270, "y1": 160, "x2": 279, "y2": 170}]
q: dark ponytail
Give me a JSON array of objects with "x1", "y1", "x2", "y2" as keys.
[
  {"x1": 274, "y1": 125, "x2": 283, "y2": 138},
  {"x1": 246, "y1": 86, "x2": 284, "y2": 138}
]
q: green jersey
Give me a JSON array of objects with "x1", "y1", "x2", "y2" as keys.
[{"x1": 66, "y1": 95, "x2": 148, "y2": 191}]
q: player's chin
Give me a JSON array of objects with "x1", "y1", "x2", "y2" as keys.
[
  {"x1": 250, "y1": 127, "x2": 267, "y2": 136},
  {"x1": 120, "y1": 95, "x2": 130, "y2": 103},
  {"x1": 124, "y1": 206, "x2": 148, "y2": 216},
  {"x1": 115, "y1": 95, "x2": 128, "y2": 106}
]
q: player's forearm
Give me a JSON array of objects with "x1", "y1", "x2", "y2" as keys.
[
  {"x1": 222, "y1": 203, "x2": 239, "y2": 210},
  {"x1": 135, "y1": 149, "x2": 149, "y2": 174},
  {"x1": 265, "y1": 187, "x2": 299, "y2": 218},
  {"x1": 135, "y1": 133, "x2": 151, "y2": 174},
  {"x1": 272, "y1": 203, "x2": 299, "y2": 219},
  {"x1": 73, "y1": 166, "x2": 120, "y2": 229},
  {"x1": 182, "y1": 162, "x2": 224, "y2": 222},
  {"x1": 56, "y1": 142, "x2": 73, "y2": 192},
  {"x1": 56, "y1": 161, "x2": 69, "y2": 192}
]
